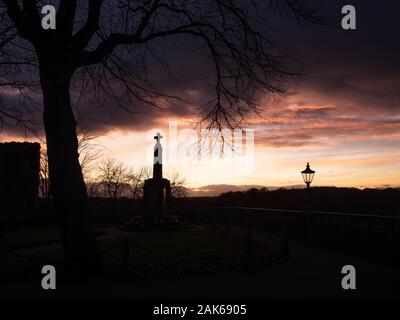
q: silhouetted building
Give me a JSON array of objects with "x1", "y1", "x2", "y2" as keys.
[
  {"x1": 143, "y1": 133, "x2": 171, "y2": 225},
  {"x1": 0, "y1": 142, "x2": 40, "y2": 219}
]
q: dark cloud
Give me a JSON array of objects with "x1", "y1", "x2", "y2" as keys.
[
  {"x1": 83, "y1": 0, "x2": 400, "y2": 132},
  {"x1": 2, "y1": 0, "x2": 400, "y2": 142}
]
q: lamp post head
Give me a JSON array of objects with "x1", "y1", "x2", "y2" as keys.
[{"x1": 301, "y1": 162, "x2": 315, "y2": 185}]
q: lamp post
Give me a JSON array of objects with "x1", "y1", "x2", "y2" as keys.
[{"x1": 301, "y1": 162, "x2": 315, "y2": 214}]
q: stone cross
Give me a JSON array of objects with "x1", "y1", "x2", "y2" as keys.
[
  {"x1": 153, "y1": 132, "x2": 163, "y2": 169},
  {"x1": 154, "y1": 132, "x2": 163, "y2": 141}
]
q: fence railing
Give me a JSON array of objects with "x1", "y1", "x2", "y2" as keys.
[{"x1": 174, "y1": 206, "x2": 400, "y2": 235}]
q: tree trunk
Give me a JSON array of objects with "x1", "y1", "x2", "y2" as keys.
[{"x1": 40, "y1": 61, "x2": 102, "y2": 276}]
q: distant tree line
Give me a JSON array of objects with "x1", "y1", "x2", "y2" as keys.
[
  {"x1": 214, "y1": 187, "x2": 400, "y2": 216},
  {"x1": 39, "y1": 152, "x2": 188, "y2": 200}
]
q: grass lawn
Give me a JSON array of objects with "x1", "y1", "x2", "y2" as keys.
[
  {"x1": 7, "y1": 227, "x2": 62, "y2": 250},
  {"x1": 2, "y1": 225, "x2": 279, "y2": 278},
  {"x1": 6, "y1": 227, "x2": 105, "y2": 250}
]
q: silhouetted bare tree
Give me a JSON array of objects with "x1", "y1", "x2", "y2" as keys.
[
  {"x1": 39, "y1": 123, "x2": 106, "y2": 199},
  {"x1": 39, "y1": 150, "x2": 50, "y2": 199},
  {"x1": 98, "y1": 156, "x2": 130, "y2": 200},
  {"x1": 126, "y1": 166, "x2": 151, "y2": 200},
  {"x1": 0, "y1": 0, "x2": 324, "y2": 274},
  {"x1": 76, "y1": 121, "x2": 108, "y2": 179},
  {"x1": 170, "y1": 171, "x2": 188, "y2": 198}
]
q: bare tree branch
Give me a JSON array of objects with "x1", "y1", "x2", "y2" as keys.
[
  {"x1": 0, "y1": 0, "x2": 328, "y2": 133},
  {"x1": 72, "y1": 0, "x2": 104, "y2": 50}
]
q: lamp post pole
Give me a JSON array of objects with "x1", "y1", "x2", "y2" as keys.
[
  {"x1": 301, "y1": 162, "x2": 315, "y2": 242},
  {"x1": 306, "y1": 181, "x2": 311, "y2": 214}
]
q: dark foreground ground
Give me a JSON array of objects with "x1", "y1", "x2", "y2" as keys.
[{"x1": 1, "y1": 235, "x2": 399, "y2": 300}]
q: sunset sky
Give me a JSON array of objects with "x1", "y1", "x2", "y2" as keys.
[{"x1": 1, "y1": 0, "x2": 400, "y2": 195}]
